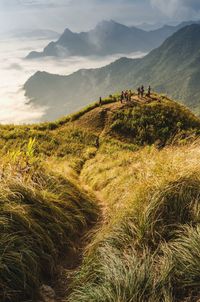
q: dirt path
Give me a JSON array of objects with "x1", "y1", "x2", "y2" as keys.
[
  {"x1": 41, "y1": 155, "x2": 105, "y2": 302},
  {"x1": 39, "y1": 97, "x2": 152, "y2": 302},
  {"x1": 51, "y1": 104, "x2": 117, "y2": 301}
]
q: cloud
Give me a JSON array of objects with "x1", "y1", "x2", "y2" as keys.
[
  {"x1": 151, "y1": 0, "x2": 200, "y2": 19},
  {"x1": 7, "y1": 63, "x2": 23, "y2": 70},
  {"x1": 0, "y1": 34, "x2": 146, "y2": 124},
  {"x1": 0, "y1": 0, "x2": 158, "y2": 33},
  {"x1": 1, "y1": 0, "x2": 200, "y2": 35},
  {"x1": 0, "y1": 0, "x2": 71, "y2": 10}
]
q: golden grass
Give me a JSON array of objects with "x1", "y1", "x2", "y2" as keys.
[
  {"x1": 68, "y1": 140, "x2": 200, "y2": 301},
  {"x1": 0, "y1": 93, "x2": 200, "y2": 301},
  {"x1": 81, "y1": 140, "x2": 200, "y2": 215},
  {"x1": 0, "y1": 149, "x2": 99, "y2": 302}
]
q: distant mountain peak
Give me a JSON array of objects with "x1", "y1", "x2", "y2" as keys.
[
  {"x1": 94, "y1": 20, "x2": 126, "y2": 31},
  {"x1": 25, "y1": 23, "x2": 200, "y2": 120},
  {"x1": 26, "y1": 19, "x2": 200, "y2": 60},
  {"x1": 59, "y1": 28, "x2": 75, "y2": 38},
  {"x1": 63, "y1": 28, "x2": 74, "y2": 34},
  {"x1": 96, "y1": 19, "x2": 118, "y2": 26}
]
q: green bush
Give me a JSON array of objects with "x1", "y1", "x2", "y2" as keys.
[{"x1": 110, "y1": 99, "x2": 200, "y2": 145}]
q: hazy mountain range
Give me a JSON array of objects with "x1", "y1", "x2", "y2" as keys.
[
  {"x1": 24, "y1": 24, "x2": 200, "y2": 121},
  {"x1": 24, "y1": 25, "x2": 200, "y2": 119},
  {"x1": 26, "y1": 20, "x2": 200, "y2": 59}
]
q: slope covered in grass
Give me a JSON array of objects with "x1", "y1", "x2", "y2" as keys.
[
  {"x1": 0, "y1": 94, "x2": 199, "y2": 156},
  {"x1": 68, "y1": 143, "x2": 200, "y2": 302},
  {"x1": 106, "y1": 95, "x2": 200, "y2": 145},
  {"x1": 0, "y1": 148, "x2": 98, "y2": 302},
  {"x1": 0, "y1": 94, "x2": 200, "y2": 301}
]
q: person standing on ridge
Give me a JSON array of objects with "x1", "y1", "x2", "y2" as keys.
[
  {"x1": 99, "y1": 96, "x2": 102, "y2": 107},
  {"x1": 125, "y1": 90, "x2": 129, "y2": 102},
  {"x1": 141, "y1": 85, "x2": 144, "y2": 98},
  {"x1": 147, "y1": 85, "x2": 151, "y2": 97},
  {"x1": 120, "y1": 91, "x2": 124, "y2": 103},
  {"x1": 124, "y1": 90, "x2": 127, "y2": 102},
  {"x1": 128, "y1": 90, "x2": 132, "y2": 102}
]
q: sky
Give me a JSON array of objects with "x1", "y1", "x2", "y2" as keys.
[
  {"x1": 0, "y1": 0, "x2": 199, "y2": 123},
  {"x1": 0, "y1": 0, "x2": 200, "y2": 34}
]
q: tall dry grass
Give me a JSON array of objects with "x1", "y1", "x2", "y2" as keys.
[
  {"x1": 0, "y1": 143, "x2": 99, "y2": 302},
  {"x1": 68, "y1": 141, "x2": 200, "y2": 302}
]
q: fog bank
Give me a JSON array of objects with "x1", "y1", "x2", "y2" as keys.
[{"x1": 0, "y1": 35, "x2": 146, "y2": 124}]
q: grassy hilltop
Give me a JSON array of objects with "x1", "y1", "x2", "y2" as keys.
[{"x1": 1, "y1": 93, "x2": 200, "y2": 302}]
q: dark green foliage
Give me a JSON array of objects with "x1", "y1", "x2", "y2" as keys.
[{"x1": 110, "y1": 97, "x2": 200, "y2": 145}]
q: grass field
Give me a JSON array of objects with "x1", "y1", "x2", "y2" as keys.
[
  {"x1": 69, "y1": 142, "x2": 200, "y2": 302},
  {"x1": 0, "y1": 94, "x2": 200, "y2": 301},
  {"x1": 0, "y1": 143, "x2": 99, "y2": 302}
]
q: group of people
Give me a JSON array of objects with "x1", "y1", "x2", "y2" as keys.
[
  {"x1": 120, "y1": 90, "x2": 133, "y2": 103},
  {"x1": 137, "y1": 85, "x2": 151, "y2": 98},
  {"x1": 99, "y1": 85, "x2": 152, "y2": 106}
]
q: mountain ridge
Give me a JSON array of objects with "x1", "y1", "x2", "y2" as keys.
[
  {"x1": 26, "y1": 20, "x2": 200, "y2": 59},
  {"x1": 24, "y1": 24, "x2": 200, "y2": 121}
]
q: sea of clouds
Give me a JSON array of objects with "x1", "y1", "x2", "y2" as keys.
[{"x1": 0, "y1": 34, "x2": 146, "y2": 124}]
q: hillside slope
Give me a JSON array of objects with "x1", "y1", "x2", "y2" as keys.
[
  {"x1": 1, "y1": 95, "x2": 200, "y2": 301},
  {"x1": 1, "y1": 94, "x2": 200, "y2": 154},
  {"x1": 24, "y1": 24, "x2": 200, "y2": 121}
]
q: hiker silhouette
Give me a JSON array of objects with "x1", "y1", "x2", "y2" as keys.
[
  {"x1": 141, "y1": 85, "x2": 144, "y2": 98},
  {"x1": 147, "y1": 86, "x2": 151, "y2": 97}
]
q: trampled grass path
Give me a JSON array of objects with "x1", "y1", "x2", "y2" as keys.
[
  {"x1": 50, "y1": 99, "x2": 130, "y2": 301},
  {"x1": 39, "y1": 94, "x2": 200, "y2": 301}
]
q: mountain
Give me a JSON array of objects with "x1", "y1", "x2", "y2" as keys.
[
  {"x1": 26, "y1": 20, "x2": 199, "y2": 59},
  {"x1": 24, "y1": 24, "x2": 200, "y2": 121},
  {"x1": 26, "y1": 20, "x2": 150, "y2": 58}
]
